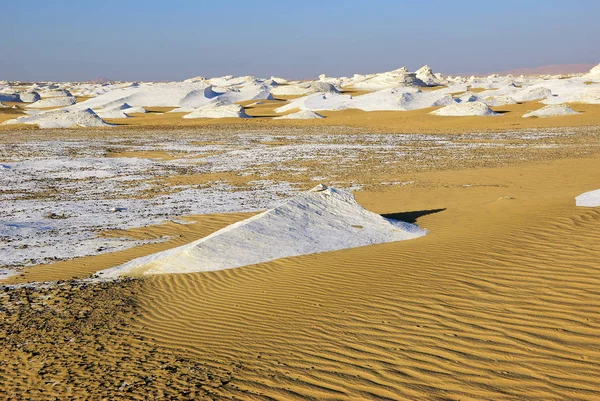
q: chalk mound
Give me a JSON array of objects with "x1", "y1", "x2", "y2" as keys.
[
  {"x1": 183, "y1": 103, "x2": 251, "y2": 119},
  {"x1": 416, "y1": 65, "x2": 444, "y2": 86},
  {"x1": 576, "y1": 189, "x2": 600, "y2": 207},
  {"x1": 523, "y1": 104, "x2": 580, "y2": 118},
  {"x1": 27, "y1": 96, "x2": 77, "y2": 108},
  {"x1": 3, "y1": 108, "x2": 112, "y2": 128},
  {"x1": 271, "y1": 84, "x2": 312, "y2": 96},
  {"x1": 486, "y1": 95, "x2": 517, "y2": 106},
  {"x1": 95, "y1": 184, "x2": 427, "y2": 278},
  {"x1": 98, "y1": 101, "x2": 147, "y2": 114},
  {"x1": 0, "y1": 93, "x2": 21, "y2": 102},
  {"x1": 96, "y1": 109, "x2": 131, "y2": 119},
  {"x1": 18, "y1": 91, "x2": 41, "y2": 103},
  {"x1": 123, "y1": 106, "x2": 147, "y2": 113},
  {"x1": 431, "y1": 101, "x2": 499, "y2": 116},
  {"x1": 309, "y1": 81, "x2": 339, "y2": 94},
  {"x1": 274, "y1": 110, "x2": 325, "y2": 119},
  {"x1": 457, "y1": 92, "x2": 486, "y2": 103},
  {"x1": 96, "y1": 103, "x2": 147, "y2": 118},
  {"x1": 512, "y1": 87, "x2": 553, "y2": 103},
  {"x1": 39, "y1": 89, "x2": 72, "y2": 98},
  {"x1": 586, "y1": 64, "x2": 600, "y2": 78}
]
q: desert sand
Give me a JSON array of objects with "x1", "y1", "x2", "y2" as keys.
[
  {"x1": 2, "y1": 65, "x2": 600, "y2": 399},
  {"x1": 1, "y1": 122, "x2": 600, "y2": 399}
]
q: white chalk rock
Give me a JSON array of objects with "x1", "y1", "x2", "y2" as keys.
[
  {"x1": 19, "y1": 91, "x2": 41, "y2": 103},
  {"x1": 183, "y1": 103, "x2": 250, "y2": 119},
  {"x1": 95, "y1": 185, "x2": 427, "y2": 277},
  {"x1": 39, "y1": 89, "x2": 73, "y2": 98},
  {"x1": 3, "y1": 108, "x2": 112, "y2": 128},
  {"x1": 431, "y1": 101, "x2": 499, "y2": 116},
  {"x1": 274, "y1": 110, "x2": 325, "y2": 119},
  {"x1": 486, "y1": 95, "x2": 517, "y2": 106},
  {"x1": 27, "y1": 96, "x2": 77, "y2": 108},
  {"x1": 523, "y1": 104, "x2": 579, "y2": 118},
  {"x1": 576, "y1": 189, "x2": 600, "y2": 207}
]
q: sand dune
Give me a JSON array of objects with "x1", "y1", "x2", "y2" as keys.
[
  {"x1": 120, "y1": 156, "x2": 600, "y2": 400},
  {"x1": 2, "y1": 122, "x2": 600, "y2": 399},
  {"x1": 3, "y1": 142, "x2": 600, "y2": 399}
]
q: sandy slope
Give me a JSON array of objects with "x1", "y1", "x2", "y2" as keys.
[{"x1": 118, "y1": 156, "x2": 600, "y2": 400}]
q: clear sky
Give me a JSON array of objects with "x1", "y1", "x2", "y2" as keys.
[{"x1": 3, "y1": 0, "x2": 599, "y2": 82}]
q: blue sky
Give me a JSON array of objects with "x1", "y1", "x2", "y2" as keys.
[{"x1": 3, "y1": 0, "x2": 599, "y2": 81}]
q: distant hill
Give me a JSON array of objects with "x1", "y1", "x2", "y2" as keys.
[{"x1": 499, "y1": 64, "x2": 596, "y2": 76}]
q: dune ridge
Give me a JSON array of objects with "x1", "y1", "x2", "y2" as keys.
[{"x1": 124, "y1": 156, "x2": 600, "y2": 400}]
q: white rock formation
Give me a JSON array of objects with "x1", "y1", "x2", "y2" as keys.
[
  {"x1": 457, "y1": 92, "x2": 486, "y2": 103},
  {"x1": 431, "y1": 101, "x2": 499, "y2": 116},
  {"x1": 512, "y1": 87, "x2": 553, "y2": 103},
  {"x1": 27, "y1": 96, "x2": 77, "y2": 108},
  {"x1": 275, "y1": 88, "x2": 454, "y2": 113},
  {"x1": 39, "y1": 89, "x2": 72, "y2": 98},
  {"x1": 274, "y1": 110, "x2": 325, "y2": 119},
  {"x1": 0, "y1": 93, "x2": 21, "y2": 102},
  {"x1": 3, "y1": 108, "x2": 112, "y2": 128},
  {"x1": 416, "y1": 65, "x2": 444, "y2": 86},
  {"x1": 485, "y1": 95, "x2": 517, "y2": 106},
  {"x1": 523, "y1": 104, "x2": 580, "y2": 118},
  {"x1": 576, "y1": 189, "x2": 600, "y2": 207},
  {"x1": 18, "y1": 91, "x2": 41, "y2": 103},
  {"x1": 585, "y1": 64, "x2": 600, "y2": 78},
  {"x1": 94, "y1": 184, "x2": 427, "y2": 278},
  {"x1": 183, "y1": 103, "x2": 251, "y2": 119}
]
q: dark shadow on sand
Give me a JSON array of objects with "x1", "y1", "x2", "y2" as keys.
[{"x1": 381, "y1": 208, "x2": 446, "y2": 224}]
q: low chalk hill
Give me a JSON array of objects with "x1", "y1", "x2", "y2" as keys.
[{"x1": 96, "y1": 184, "x2": 427, "y2": 277}]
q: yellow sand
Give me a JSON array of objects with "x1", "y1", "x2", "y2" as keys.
[
  {"x1": 4, "y1": 151, "x2": 600, "y2": 399},
  {"x1": 118, "y1": 155, "x2": 599, "y2": 400},
  {"x1": 2, "y1": 107, "x2": 600, "y2": 398}
]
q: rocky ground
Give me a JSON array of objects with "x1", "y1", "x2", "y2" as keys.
[{"x1": 0, "y1": 279, "x2": 244, "y2": 400}]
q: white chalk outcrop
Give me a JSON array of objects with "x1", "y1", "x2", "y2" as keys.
[
  {"x1": 18, "y1": 91, "x2": 41, "y2": 103},
  {"x1": 275, "y1": 88, "x2": 454, "y2": 113},
  {"x1": 576, "y1": 189, "x2": 600, "y2": 207},
  {"x1": 431, "y1": 101, "x2": 499, "y2": 116},
  {"x1": 183, "y1": 102, "x2": 251, "y2": 119},
  {"x1": 456, "y1": 92, "x2": 486, "y2": 103},
  {"x1": 39, "y1": 89, "x2": 72, "y2": 98},
  {"x1": 585, "y1": 64, "x2": 600, "y2": 79},
  {"x1": 95, "y1": 184, "x2": 427, "y2": 278},
  {"x1": 416, "y1": 65, "x2": 445, "y2": 86},
  {"x1": 351, "y1": 67, "x2": 427, "y2": 91},
  {"x1": 95, "y1": 103, "x2": 147, "y2": 118},
  {"x1": 310, "y1": 81, "x2": 340, "y2": 94},
  {"x1": 271, "y1": 84, "x2": 313, "y2": 96},
  {"x1": 512, "y1": 87, "x2": 553, "y2": 103},
  {"x1": 274, "y1": 110, "x2": 325, "y2": 119},
  {"x1": 0, "y1": 93, "x2": 21, "y2": 102},
  {"x1": 523, "y1": 104, "x2": 580, "y2": 118},
  {"x1": 96, "y1": 109, "x2": 131, "y2": 119},
  {"x1": 27, "y1": 96, "x2": 77, "y2": 108},
  {"x1": 69, "y1": 82, "x2": 273, "y2": 112},
  {"x1": 3, "y1": 108, "x2": 112, "y2": 128},
  {"x1": 485, "y1": 95, "x2": 517, "y2": 106}
]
